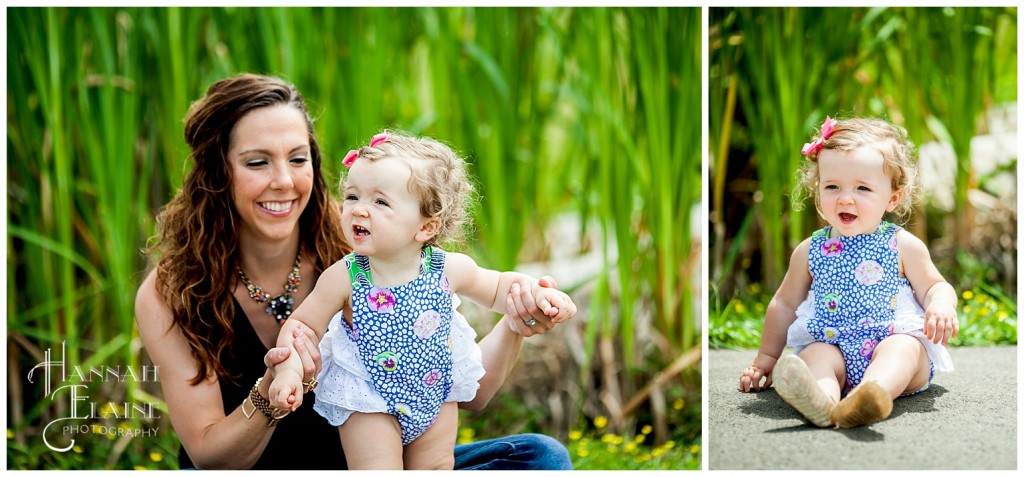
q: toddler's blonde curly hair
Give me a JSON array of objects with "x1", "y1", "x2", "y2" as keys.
[
  {"x1": 794, "y1": 117, "x2": 920, "y2": 223},
  {"x1": 340, "y1": 130, "x2": 475, "y2": 248}
]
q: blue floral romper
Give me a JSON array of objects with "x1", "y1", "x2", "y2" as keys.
[
  {"x1": 805, "y1": 222, "x2": 932, "y2": 395},
  {"x1": 342, "y1": 246, "x2": 454, "y2": 445}
]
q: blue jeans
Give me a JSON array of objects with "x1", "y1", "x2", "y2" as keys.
[{"x1": 454, "y1": 433, "x2": 573, "y2": 470}]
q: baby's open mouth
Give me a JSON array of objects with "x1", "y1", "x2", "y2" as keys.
[
  {"x1": 839, "y1": 213, "x2": 857, "y2": 224},
  {"x1": 353, "y1": 225, "x2": 370, "y2": 237}
]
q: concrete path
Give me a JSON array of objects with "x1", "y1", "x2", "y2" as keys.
[{"x1": 708, "y1": 346, "x2": 1017, "y2": 470}]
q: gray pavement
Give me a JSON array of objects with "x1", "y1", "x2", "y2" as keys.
[{"x1": 708, "y1": 346, "x2": 1017, "y2": 470}]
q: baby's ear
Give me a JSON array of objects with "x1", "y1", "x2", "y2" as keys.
[
  {"x1": 416, "y1": 218, "x2": 441, "y2": 243},
  {"x1": 886, "y1": 187, "x2": 904, "y2": 212}
]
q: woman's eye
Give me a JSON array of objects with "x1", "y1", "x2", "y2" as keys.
[
  {"x1": 291, "y1": 156, "x2": 309, "y2": 165},
  {"x1": 245, "y1": 159, "x2": 268, "y2": 168}
]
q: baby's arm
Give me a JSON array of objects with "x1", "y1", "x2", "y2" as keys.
[
  {"x1": 443, "y1": 252, "x2": 558, "y2": 316},
  {"x1": 268, "y1": 261, "x2": 351, "y2": 410},
  {"x1": 739, "y1": 238, "x2": 812, "y2": 393},
  {"x1": 897, "y1": 230, "x2": 959, "y2": 345}
]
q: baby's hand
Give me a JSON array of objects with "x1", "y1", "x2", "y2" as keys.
[
  {"x1": 924, "y1": 302, "x2": 959, "y2": 345},
  {"x1": 268, "y1": 368, "x2": 303, "y2": 411},
  {"x1": 739, "y1": 353, "x2": 778, "y2": 393},
  {"x1": 533, "y1": 286, "x2": 577, "y2": 323}
]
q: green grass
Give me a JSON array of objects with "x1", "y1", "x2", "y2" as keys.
[{"x1": 710, "y1": 282, "x2": 1017, "y2": 350}]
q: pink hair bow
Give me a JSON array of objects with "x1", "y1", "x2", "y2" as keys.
[
  {"x1": 343, "y1": 132, "x2": 391, "y2": 168},
  {"x1": 800, "y1": 116, "x2": 838, "y2": 156}
]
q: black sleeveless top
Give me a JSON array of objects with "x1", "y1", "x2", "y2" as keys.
[{"x1": 178, "y1": 298, "x2": 346, "y2": 469}]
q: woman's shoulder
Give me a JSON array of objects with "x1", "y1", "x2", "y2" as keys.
[{"x1": 135, "y1": 269, "x2": 177, "y2": 341}]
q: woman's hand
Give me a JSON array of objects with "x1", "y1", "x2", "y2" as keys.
[
  {"x1": 505, "y1": 276, "x2": 576, "y2": 337},
  {"x1": 263, "y1": 321, "x2": 322, "y2": 394}
]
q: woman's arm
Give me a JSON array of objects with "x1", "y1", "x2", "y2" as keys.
[
  {"x1": 135, "y1": 270, "x2": 278, "y2": 469},
  {"x1": 460, "y1": 277, "x2": 560, "y2": 411}
]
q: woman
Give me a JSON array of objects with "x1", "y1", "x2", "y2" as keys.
[{"x1": 135, "y1": 73, "x2": 572, "y2": 470}]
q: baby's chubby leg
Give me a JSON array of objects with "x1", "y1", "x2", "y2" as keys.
[
  {"x1": 832, "y1": 334, "x2": 928, "y2": 428},
  {"x1": 861, "y1": 333, "x2": 930, "y2": 399},
  {"x1": 337, "y1": 412, "x2": 404, "y2": 470},
  {"x1": 403, "y1": 402, "x2": 459, "y2": 470},
  {"x1": 797, "y1": 342, "x2": 846, "y2": 404}
]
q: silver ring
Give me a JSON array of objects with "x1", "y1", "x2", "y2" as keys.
[{"x1": 525, "y1": 318, "x2": 538, "y2": 327}]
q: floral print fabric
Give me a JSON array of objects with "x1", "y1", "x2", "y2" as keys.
[
  {"x1": 342, "y1": 247, "x2": 454, "y2": 445},
  {"x1": 806, "y1": 222, "x2": 903, "y2": 394}
]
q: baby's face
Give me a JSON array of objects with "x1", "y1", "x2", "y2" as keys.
[
  {"x1": 817, "y1": 147, "x2": 900, "y2": 237},
  {"x1": 341, "y1": 157, "x2": 430, "y2": 257}
]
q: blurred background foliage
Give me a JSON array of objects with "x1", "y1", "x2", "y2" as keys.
[
  {"x1": 6, "y1": 7, "x2": 700, "y2": 470},
  {"x1": 709, "y1": 7, "x2": 1017, "y2": 349}
]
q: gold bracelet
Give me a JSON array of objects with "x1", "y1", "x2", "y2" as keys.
[{"x1": 243, "y1": 377, "x2": 290, "y2": 427}]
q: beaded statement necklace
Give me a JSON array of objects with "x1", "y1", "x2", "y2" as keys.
[{"x1": 237, "y1": 252, "x2": 301, "y2": 325}]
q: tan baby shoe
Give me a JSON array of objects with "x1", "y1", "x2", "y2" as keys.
[
  {"x1": 773, "y1": 354, "x2": 837, "y2": 428},
  {"x1": 831, "y1": 381, "x2": 893, "y2": 428}
]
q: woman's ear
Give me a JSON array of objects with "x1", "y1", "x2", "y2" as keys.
[{"x1": 416, "y1": 218, "x2": 440, "y2": 243}]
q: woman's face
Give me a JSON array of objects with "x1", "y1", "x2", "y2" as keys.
[{"x1": 227, "y1": 105, "x2": 314, "y2": 245}]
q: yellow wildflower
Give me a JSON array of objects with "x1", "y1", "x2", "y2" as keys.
[
  {"x1": 963, "y1": 306, "x2": 971, "y2": 314},
  {"x1": 6, "y1": 429, "x2": 13, "y2": 439},
  {"x1": 73, "y1": 445, "x2": 83, "y2": 454},
  {"x1": 578, "y1": 448, "x2": 589, "y2": 458},
  {"x1": 962, "y1": 290, "x2": 974, "y2": 300},
  {"x1": 641, "y1": 424, "x2": 652, "y2": 435},
  {"x1": 569, "y1": 430, "x2": 582, "y2": 441},
  {"x1": 652, "y1": 447, "x2": 665, "y2": 457},
  {"x1": 665, "y1": 440, "x2": 676, "y2": 449},
  {"x1": 625, "y1": 442, "x2": 638, "y2": 453},
  {"x1": 734, "y1": 302, "x2": 747, "y2": 314},
  {"x1": 673, "y1": 399, "x2": 684, "y2": 410},
  {"x1": 594, "y1": 416, "x2": 607, "y2": 429},
  {"x1": 134, "y1": 466, "x2": 147, "y2": 471},
  {"x1": 149, "y1": 452, "x2": 163, "y2": 462}
]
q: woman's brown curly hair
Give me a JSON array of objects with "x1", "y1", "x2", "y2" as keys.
[{"x1": 150, "y1": 74, "x2": 348, "y2": 384}]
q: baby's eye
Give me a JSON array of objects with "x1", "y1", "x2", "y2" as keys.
[
  {"x1": 375, "y1": 199, "x2": 390, "y2": 207},
  {"x1": 823, "y1": 184, "x2": 838, "y2": 190},
  {"x1": 857, "y1": 186, "x2": 872, "y2": 191},
  {"x1": 344, "y1": 194, "x2": 357, "y2": 201}
]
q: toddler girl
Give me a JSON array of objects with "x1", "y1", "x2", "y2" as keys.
[
  {"x1": 269, "y1": 131, "x2": 576, "y2": 468},
  {"x1": 738, "y1": 117, "x2": 958, "y2": 428}
]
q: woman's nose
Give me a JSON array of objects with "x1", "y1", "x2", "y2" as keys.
[{"x1": 269, "y1": 162, "x2": 295, "y2": 190}]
